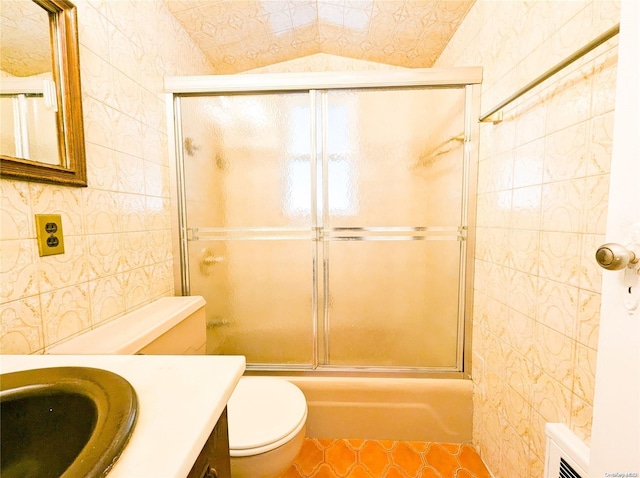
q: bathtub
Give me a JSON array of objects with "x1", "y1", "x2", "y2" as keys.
[
  {"x1": 214, "y1": 329, "x2": 473, "y2": 442},
  {"x1": 278, "y1": 376, "x2": 472, "y2": 443}
]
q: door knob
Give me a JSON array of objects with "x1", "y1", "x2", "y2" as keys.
[{"x1": 595, "y1": 243, "x2": 638, "y2": 270}]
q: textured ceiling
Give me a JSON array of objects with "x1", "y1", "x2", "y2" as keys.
[
  {"x1": 0, "y1": 1, "x2": 52, "y2": 77},
  {"x1": 164, "y1": 1, "x2": 476, "y2": 73}
]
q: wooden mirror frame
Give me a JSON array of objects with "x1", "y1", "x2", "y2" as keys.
[{"x1": 0, "y1": 0, "x2": 87, "y2": 187}]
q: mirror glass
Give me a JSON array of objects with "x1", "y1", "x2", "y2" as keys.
[
  {"x1": 0, "y1": 1, "x2": 59, "y2": 165},
  {"x1": 0, "y1": 0, "x2": 87, "y2": 187}
]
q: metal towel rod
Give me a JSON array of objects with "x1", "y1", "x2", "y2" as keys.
[{"x1": 479, "y1": 23, "x2": 620, "y2": 123}]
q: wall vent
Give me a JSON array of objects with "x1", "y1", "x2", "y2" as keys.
[
  {"x1": 560, "y1": 457, "x2": 582, "y2": 478},
  {"x1": 544, "y1": 423, "x2": 589, "y2": 478}
]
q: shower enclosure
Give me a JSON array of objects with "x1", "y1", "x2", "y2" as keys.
[{"x1": 167, "y1": 69, "x2": 481, "y2": 376}]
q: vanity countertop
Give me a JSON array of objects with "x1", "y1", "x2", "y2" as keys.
[{"x1": 0, "y1": 354, "x2": 246, "y2": 478}]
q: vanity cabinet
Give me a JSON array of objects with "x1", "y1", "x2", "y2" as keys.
[{"x1": 187, "y1": 407, "x2": 231, "y2": 478}]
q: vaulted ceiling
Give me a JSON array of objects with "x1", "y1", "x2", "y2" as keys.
[{"x1": 164, "y1": 1, "x2": 476, "y2": 73}]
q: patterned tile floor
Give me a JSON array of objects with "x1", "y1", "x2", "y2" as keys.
[{"x1": 281, "y1": 439, "x2": 492, "y2": 478}]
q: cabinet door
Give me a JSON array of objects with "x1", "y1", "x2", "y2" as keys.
[{"x1": 187, "y1": 407, "x2": 231, "y2": 478}]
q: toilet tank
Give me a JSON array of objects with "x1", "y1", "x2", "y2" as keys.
[{"x1": 47, "y1": 296, "x2": 206, "y2": 355}]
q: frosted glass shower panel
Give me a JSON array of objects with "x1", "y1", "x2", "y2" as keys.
[
  {"x1": 176, "y1": 81, "x2": 476, "y2": 373},
  {"x1": 180, "y1": 93, "x2": 313, "y2": 228},
  {"x1": 326, "y1": 240, "x2": 462, "y2": 368},
  {"x1": 325, "y1": 88, "x2": 466, "y2": 227},
  {"x1": 189, "y1": 239, "x2": 315, "y2": 365}
]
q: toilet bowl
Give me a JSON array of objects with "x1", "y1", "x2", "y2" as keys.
[
  {"x1": 228, "y1": 377, "x2": 307, "y2": 478},
  {"x1": 47, "y1": 297, "x2": 307, "y2": 478}
]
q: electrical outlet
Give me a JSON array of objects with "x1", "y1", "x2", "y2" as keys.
[{"x1": 35, "y1": 214, "x2": 65, "y2": 257}]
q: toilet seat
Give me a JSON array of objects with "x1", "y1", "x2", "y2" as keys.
[{"x1": 227, "y1": 377, "x2": 307, "y2": 457}]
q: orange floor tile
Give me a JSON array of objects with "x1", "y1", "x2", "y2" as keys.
[{"x1": 281, "y1": 439, "x2": 491, "y2": 478}]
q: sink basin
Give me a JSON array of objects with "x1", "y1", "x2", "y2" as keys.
[{"x1": 1, "y1": 366, "x2": 138, "y2": 478}]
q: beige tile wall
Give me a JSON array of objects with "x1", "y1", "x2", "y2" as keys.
[
  {"x1": 0, "y1": 0, "x2": 212, "y2": 354},
  {"x1": 435, "y1": 1, "x2": 620, "y2": 476}
]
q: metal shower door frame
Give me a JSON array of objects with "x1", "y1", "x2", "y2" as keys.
[{"x1": 165, "y1": 69, "x2": 482, "y2": 378}]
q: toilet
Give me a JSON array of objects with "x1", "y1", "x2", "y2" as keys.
[
  {"x1": 47, "y1": 296, "x2": 307, "y2": 478},
  {"x1": 227, "y1": 377, "x2": 307, "y2": 478}
]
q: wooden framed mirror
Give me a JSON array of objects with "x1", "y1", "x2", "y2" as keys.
[{"x1": 0, "y1": 0, "x2": 87, "y2": 187}]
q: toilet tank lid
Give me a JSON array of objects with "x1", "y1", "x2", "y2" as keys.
[
  {"x1": 227, "y1": 377, "x2": 307, "y2": 451},
  {"x1": 46, "y1": 296, "x2": 205, "y2": 354}
]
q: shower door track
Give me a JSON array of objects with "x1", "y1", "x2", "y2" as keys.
[
  {"x1": 166, "y1": 69, "x2": 482, "y2": 378},
  {"x1": 165, "y1": 68, "x2": 482, "y2": 93}
]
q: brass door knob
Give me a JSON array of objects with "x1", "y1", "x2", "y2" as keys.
[{"x1": 595, "y1": 243, "x2": 638, "y2": 270}]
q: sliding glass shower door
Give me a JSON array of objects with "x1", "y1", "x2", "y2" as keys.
[
  {"x1": 320, "y1": 88, "x2": 467, "y2": 370},
  {"x1": 179, "y1": 92, "x2": 316, "y2": 366},
  {"x1": 175, "y1": 81, "x2": 474, "y2": 373}
]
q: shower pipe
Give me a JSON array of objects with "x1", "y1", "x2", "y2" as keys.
[{"x1": 479, "y1": 23, "x2": 620, "y2": 123}]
